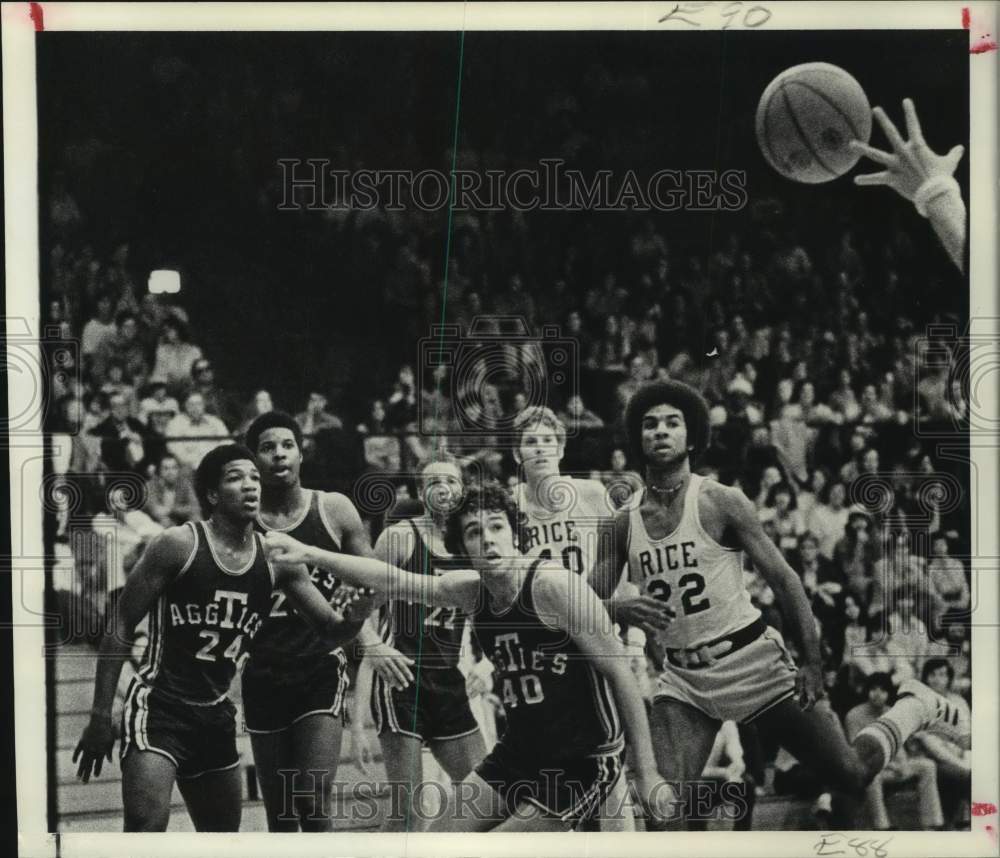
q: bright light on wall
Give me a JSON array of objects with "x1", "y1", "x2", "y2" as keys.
[{"x1": 148, "y1": 270, "x2": 181, "y2": 294}]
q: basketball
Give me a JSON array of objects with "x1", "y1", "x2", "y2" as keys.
[{"x1": 756, "y1": 62, "x2": 872, "y2": 184}]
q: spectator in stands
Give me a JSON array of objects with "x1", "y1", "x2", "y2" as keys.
[
  {"x1": 136, "y1": 293, "x2": 172, "y2": 357},
  {"x1": 151, "y1": 316, "x2": 204, "y2": 394},
  {"x1": 186, "y1": 357, "x2": 241, "y2": 429},
  {"x1": 944, "y1": 378, "x2": 969, "y2": 426},
  {"x1": 771, "y1": 397, "x2": 810, "y2": 486},
  {"x1": 80, "y1": 293, "x2": 117, "y2": 376},
  {"x1": 869, "y1": 530, "x2": 942, "y2": 624},
  {"x1": 90, "y1": 391, "x2": 149, "y2": 477},
  {"x1": 237, "y1": 389, "x2": 274, "y2": 437},
  {"x1": 917, "y1": 353, "x2": 951, "y2": 422},
  {"x1": 295, "y1": 391, "x2": 344, "y2": 454},
  {"x1": 137, "y1": 378, "x2": 180, "y2": 426},
  {"x1": 387, "y1": 364, "x2": 418, "y2": 430},
  {"x1": 55, "y1": 394, "x2": 94, "y2": 474},
  {"x1": 911, "y1": 659, "x2": 971, "y2": 829},
  {"x1": 844, "y1": 673, "x2": 944, "y2": 830},
  {"x1": 143, "y1": 452, "x2": 198, "y2": 527},
  {"x1": 830, "y1": 369, "x2": 862, "y2": 422},
  {"x1": 557, "y1": 394, "x2": 605, "y2": 433},
  {"x1": 835, "y1": 511, "x2": 878, "y2": 608},
  {"x1": 98, "y1": 359, "x2": 138, "y2": 417},
  {"x1": 794, "y1": 532, "x2": 848, "y2": 664},
  {"x1": 860, "y1": 383, "x2": 894, "y2": 423},
  {"x1": 806, "y1": 481, "x2": 851, "y2": 560},
  {"x1": 93, "y1": 484, "x2": 166, "y2": 624},
  {"x1": 590, "y1": 315, "x2": 629, "y2": 371},
  {"x1": 796, "y1": 467, "x2": 828, "y2": 521},
  {"x1": 165, "y1": 390, "x2": 232, "y2": 471},
  {"x1": 420, "y1": 364, "x2": 452, "y2": 435},
  {"x1": 602, "y1": 447, "x2": 643, "y2": 509},
  {"x1": 611, "y1": 348, "x2": 652, "y2": 412},
  {"x1": 758, "y1": 482, "x2": 804, "y2": 557},
  {"x1": 357, "y1": 399, "x2": 401, "y2": 472},
  {"x1": 927, "y1": 532, "x2": 970, "y2": 632},
  {"x1": 91, "y1": 310, "x2": 149, "y2": 388}
]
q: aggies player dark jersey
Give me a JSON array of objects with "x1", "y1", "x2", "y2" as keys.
[
  {"x1": 247, "y1": 490, "x2": 344, "y2": 674},
  {"x1": 473, "y1": 559, "x2": 623, "y2": 758},
  {"x1": 138, "y1": 521, "x2": 272, "y2": 705},
  {"x1": 379, "y1": 519, "x2": 470, "y2": 669}
]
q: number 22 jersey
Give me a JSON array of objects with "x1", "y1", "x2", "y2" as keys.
[{"x1": 625, "y1": 474, "x2": 760, "y2": 654}]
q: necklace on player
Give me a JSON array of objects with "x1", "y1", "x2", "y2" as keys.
[{"x1": 649, "y1": 479, "x2": 686, "y2": 502}]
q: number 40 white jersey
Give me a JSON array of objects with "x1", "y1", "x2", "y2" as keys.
[
  {"x1": 514, "y1": 477, "x2": 612, "y2": 583},
  {"x1": 626, "y1": 474, "x2": 760, "y2": 652}
]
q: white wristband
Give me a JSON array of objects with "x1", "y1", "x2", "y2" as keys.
[{"x1": 914, "y1": 175, "x2": 961, "y2": 218}]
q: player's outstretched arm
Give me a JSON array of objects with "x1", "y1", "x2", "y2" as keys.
[
  {"x1": 533, "y1": 567, "x2": 680, "y2": 826},
  {"x1": 73, "y1": 526, "x2": 193, "y2": 783},
  {"x1": 272, "y1": 561, "x2": 371, "y2": 647},
  {"x1": 721, "y1": 486, "x2": 823, "y2": 710},
  {"x1": 592, "y1": 509, "x2": 673, "y2": 633},
  {"x1": 265, "y1": 531, "x2": 480, "y2": 612},
  {"x1": 850, "y1": 98, "x2": 966, "y2": 273}
]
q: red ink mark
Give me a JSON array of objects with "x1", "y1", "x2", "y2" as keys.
[
  {"x1": 972, "y1": 802, "x2": 998, "y2": 816},
  {"x1": 987, "y1": 825, "x2": 997, "y2": 846},
  {"x1": 964, "y1": 7, "x2": 998, "y2": 53},
  {"x1": 29, "y1": 2, "x2": 44, "y2": 31}
]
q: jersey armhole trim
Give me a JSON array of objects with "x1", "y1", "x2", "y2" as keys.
[
  {"x1": 692, "y1": 478, "x2": 742, "y2": 553},
  {"x1": 316, "y1": 491, "x2": 343, "y2": 551},
  {"x1": 260, "y1": 532, "x2": 277, "y2": 588},
  {"x1": 176, "y1": 521, "x2": 199, "y2": 579},
  {"x1": 529, "y1": 560, "x2": 567, "y2": 633}
]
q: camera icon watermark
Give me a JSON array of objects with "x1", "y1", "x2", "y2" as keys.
[
  {"x1": 913, "y1": 320, "x2": 999, "y2": 438},
  {"x1": 417, "y1": 316, "x2": 578, "y2": 441},
  {"x1": 3, "y1": 317, "x2": 80, "y2": 435}
]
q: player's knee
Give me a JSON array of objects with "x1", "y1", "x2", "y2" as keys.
[{"x1": 123, "y1": 794, "x2": 170, "y2": 832}]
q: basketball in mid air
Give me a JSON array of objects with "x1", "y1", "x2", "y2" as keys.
[{"x1": 756, "y1": 62, "x2": 872, "y2": 184}]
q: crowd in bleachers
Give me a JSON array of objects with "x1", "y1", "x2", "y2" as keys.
[{"x1": 41, "y1": 39, "x2": 971, "y2": 830}]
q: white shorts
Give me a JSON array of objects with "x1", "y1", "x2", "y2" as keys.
[{"x1": 654, "y1": 625, "x2": 798, "y2": 723}]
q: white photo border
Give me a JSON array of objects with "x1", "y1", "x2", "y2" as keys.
[{"x1": 4, "y1": 2, "x2": 997, "y2": 856}]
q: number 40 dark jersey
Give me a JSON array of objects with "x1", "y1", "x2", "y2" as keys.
[
  {"x1": 473, "y1": 559, "x2": 623, "y2": 760},
  {"x1": 138, "y1": 520, "x2": 273, "y2": 705}
]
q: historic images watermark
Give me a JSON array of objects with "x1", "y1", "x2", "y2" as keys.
[{"x1": 277, "y1": 158, "x2": 748, "y2": 213}]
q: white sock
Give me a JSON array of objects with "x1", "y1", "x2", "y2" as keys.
[{"x1": 856, "y1": 697, "x2": 925, "y2": 770}]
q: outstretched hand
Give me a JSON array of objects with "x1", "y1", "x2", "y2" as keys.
[
  {"x1": 613, "y1": 595, "x2": 675, "y2": 637},
  {"x1": 264, "y1": 531, "x2": 312, "y2": 565},
  {"x1": 850, "y1": 98, "x2": 964, "y2": 201}
]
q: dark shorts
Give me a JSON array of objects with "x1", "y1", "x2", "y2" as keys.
[
  {"x1": 241, "y1": 651, "x2": 349, "y2": 734},
  {"x1": 371, "y1": 665, "x2": 479, "y2": 743},
  {"x1": 119, "y1": 678, "x2": 239, "y2": 781},
  {"x1": 476, "y1": 739, "x2": 625, "y2": 825}
]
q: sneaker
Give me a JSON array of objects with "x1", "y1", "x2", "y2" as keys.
[{"x1": 897, "y1": 678, "x2": 971, "y2": 749}]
